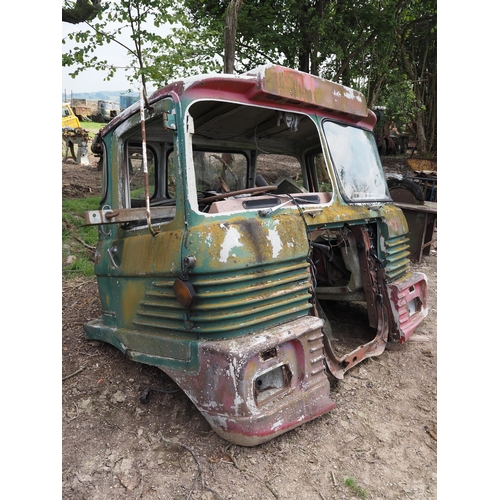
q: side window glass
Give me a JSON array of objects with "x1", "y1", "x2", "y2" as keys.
[
  {"x1": 313, "y1": 153, "x2": 331, "y2": 192},
  {"x1": 323, "y1": 121, "x2": 389, "y2": 201},
  {"x1": 167, "y1": 151, "x2": 176, "y2": 199}
]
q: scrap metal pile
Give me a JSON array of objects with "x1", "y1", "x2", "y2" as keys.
[{"x1": 62, "y1": 127, "x2": 91, "y2": 165}]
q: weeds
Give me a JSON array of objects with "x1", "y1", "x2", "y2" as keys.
[
  {"x1": 62, "y1": 196, "x2": 100, "y2": 278},
  {"x1": 343, "y1": 476, "x2": 367, "y2": 499}
]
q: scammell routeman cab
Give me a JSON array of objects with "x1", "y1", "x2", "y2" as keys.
[{"x1": 84, "y1": 65, "x2": 428, "y2": 446}]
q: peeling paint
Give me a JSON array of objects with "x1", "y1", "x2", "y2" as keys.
[
  {"x1": 229, "y1": 358, "x2": 244, "y2": 417},
  {"x1": 204, "y1": 413, "x2": 232, "y2": 430},
  {"x1": 218, "y1": 224, "x2": 243, "y2": 263},
  {"x1": 343, "y1": 87, "x2": 363, "y2": 102},
  {"x1": 379, "y1": 235, "x2": 386, "y2": 253},
  {"x1": 266, "y1": 226, "x2": 283, "y2": 259},
  {"x1": 271, "y1": 419, "x2": 284, "y2": 431}
]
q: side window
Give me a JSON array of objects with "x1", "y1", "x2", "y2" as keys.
[
  {"x1": 194, "y1": 152, "x2": 247, "y2": 193},
  {"x1": 127, "y1": 144, "x2": 156, "y2": 207},
  {"x1": 167, "y1": 150, "x2": 176, "y2": 199},
  {"x1": 323, "y1": 121, "x2": 389, "y2": 202},
  {"x1": 256, "y1": 154, "x2": 305, "y2": 193},
  {"x1": 312, "y1": 153, "x2": 331, "y2": 193}
]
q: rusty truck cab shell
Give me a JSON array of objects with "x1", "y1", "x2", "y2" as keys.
[{"x1": 84, "y1": 65, "x2": 428, "y2": 446}]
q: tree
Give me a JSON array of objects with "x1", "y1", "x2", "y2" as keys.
[
  {"x1": 224, "y1": 0, "x2": 244, "y2": 74},
  {"x1": 63, "y1": 0, "x2": 194, "y2": 93},
  {"x1": 182, "y1": 0, "x2": 332, "y2": 75},
  {"x1": 63, "y1": 0, "x2": 436, "y2": 154},
  {"x1": 395, "y1": 0, "x2": 437, "y2": 155},
  {"x1": 181, "y1": 1, "x2": 397, "y2": 82},
  {"x1": 62, "y1": 0, "x2": 102, "y2": 24}
]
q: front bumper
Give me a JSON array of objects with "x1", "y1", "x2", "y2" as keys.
[{"x1": 162, "y1": 315, "x2": 335, "y2": 446}]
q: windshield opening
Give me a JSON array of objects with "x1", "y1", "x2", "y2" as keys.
[{"x1": 187, "y1": 100, "x2": 333, "y2": 214}]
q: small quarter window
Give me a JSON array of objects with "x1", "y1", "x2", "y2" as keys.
[{"x1": 127, "y1": 144, "x2": 157, "y2": 207}]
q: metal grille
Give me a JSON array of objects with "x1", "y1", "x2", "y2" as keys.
[
  {"x1": 384, "y1": 235, "x2": 411, "y2": 281},
  {"x1": 133, "y1": 261, "x2": 313, "y2": 337}
]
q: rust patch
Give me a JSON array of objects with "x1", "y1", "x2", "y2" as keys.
[
  {"x1": 259, "y1": 65, "x2": 368, "y2": 118},
  {"x1": 161, "y1": 315, "x2": 335, "y2": 446}
]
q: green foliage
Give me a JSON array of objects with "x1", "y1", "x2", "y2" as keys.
[
  {"x1": 64, "y1": 256, "x2": 96, "y2": 277},
  {"x1": 63, "y1": 0, "x2": 436, "y2": 152},
  {"x1": 375, "y1": 75, "x2": 417, "y2": 135},
  {"x1": 343, "y1": 476, "x2": 367, "y2": 499},
  {"x1": 62, "y1": 196, "x2": 100, "y2": 278},
  {"x1": 63, "y1": 0, "x2": 188, "y2": 91},
  {"x1": 391, "y1": 0, "x2": 437, "y2": 153},
  {"x1": 181, "y1": 1, "x2": 399, "y2": 82}
]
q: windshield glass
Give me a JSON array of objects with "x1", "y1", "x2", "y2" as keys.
[{"x1": 323, "y1": 121, "x2": 389, "y2": 202}]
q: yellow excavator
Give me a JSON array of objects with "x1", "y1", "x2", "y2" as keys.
[{"x1": 62, "y1": 102, "x2": 81, "y2": 129}]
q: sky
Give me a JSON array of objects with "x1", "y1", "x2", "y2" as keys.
[
  {"x1": 62, "y1": 19, "x2": 141, "y2": 93},
  {"x1": 62, "y1": 4, "x2": 178, "y2": 94}
]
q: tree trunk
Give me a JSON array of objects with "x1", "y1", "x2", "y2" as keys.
[
  {"x1": 414, "y1": 113, "x2": 428, "y2": 156},
  {"x1": 224, "y1": 0, "x2": 244, "y2": 74}
]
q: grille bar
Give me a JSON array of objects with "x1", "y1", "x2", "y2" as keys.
[
  {"x1": 133, "y1": 260, "x2": 313, "y2": 336},
  {"x1": 384, "y1": 235, "x2": 411, "y2": 281}
]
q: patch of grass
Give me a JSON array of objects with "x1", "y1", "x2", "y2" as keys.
[
  {"x1": 63, "y1": 255, "x2": 96, "y2": 277},
  {"x1": 63, "y1": 196, "x2": 101, "y2": 278},
  {"x1": 82, "y1": 122, "x2": 105, "y2": 133},
  {"x1": 343, "y1": 476, "x2": 367, "y2": 499}
]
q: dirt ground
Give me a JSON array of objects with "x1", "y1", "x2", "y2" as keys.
[{"x1": 62, "y1": 153, "x2": 437, "y2": 500}]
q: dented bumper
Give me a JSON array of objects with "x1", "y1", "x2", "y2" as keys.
[
  {"x1": 387, "y1": 271, "x2": 428, "y2": 342},
  {"x1": 162, "y1": 315, "x2": 335, "y2": 446}
]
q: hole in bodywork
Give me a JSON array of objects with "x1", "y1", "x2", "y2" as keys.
[
  {"x1": 261, "y1": 347, "x2": 278, "y2": 361},
  {"x1": 408, "y1": 296, "x2": 422, "y2": 316},
  {"x1": 313, "y1": 224, "x2": 383, "y2": 361},
  {"x1": 319, "y1": 300, "x2": 375, "y2": 359},
  {"x1": 254, "y1": 364, "x2": 292, "y2": 406}
]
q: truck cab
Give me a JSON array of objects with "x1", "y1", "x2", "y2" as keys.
[
  {"x1": 84, "y1": 65, "x2": 428, "y2": 446},
  {"x1": 98, "y1": 100, "x2": 120, "y2": 121}
]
